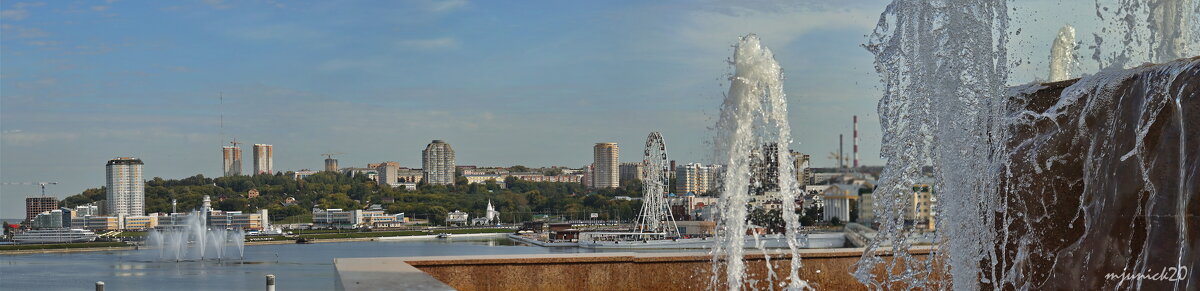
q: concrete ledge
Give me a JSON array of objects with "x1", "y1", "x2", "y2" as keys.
[
  {"x1": 334, "y1": 257, "x2": 456, "y2": 291},
  {"x1": 335, "y1": 247, "x2": 936, "y2": 291}
]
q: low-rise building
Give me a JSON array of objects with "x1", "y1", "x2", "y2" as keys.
[
  {"x1": 464, "y1": 174, "x2": 504, "y2": 185},
  {"x1": 341, "y1": 167, "x2": 379, "y2": 181},
  {"x1": 293, "y1": 170, "x2": 320, "y2": 180},
  {"x1": 123, "y1": 215, "x2": 159, "y2": 230},
  {"x1": 821, "y1": 184, "x2": 860, "y2": 223},
  {"x1": 73, "y1": 215, "x2": 120, "y2": 231},
  {"x1": 446, "y1": 210, "x2": 469, "y2": 225},
  {"x1": 32, "y1": 210, "x2": 65, "y2": 229},
  {"x1": 73, "y1": 203, "x2": 100, "y2": 217},
  {"x1": 312, "y1": 208, "x2": 402, "y2": 228},
  {"x1": 676, "y1": 220, "x2": 716, "y2": 236},
  {"x1": 361, "y1": 210, "x2": 404, "y2": 225},
  {"x1": 209, "y1": 209, "x2": 269, "y2": 230},
  {"x1": 312, "y1": 208, "x2": 359, "y2": 228},
  {"x1": 508, "y1": 173, "x2": 584, "y2": 183}
]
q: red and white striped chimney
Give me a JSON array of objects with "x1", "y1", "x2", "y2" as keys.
[{"x1": 853, "y1": 115, "x2": 859, "y2": 168}]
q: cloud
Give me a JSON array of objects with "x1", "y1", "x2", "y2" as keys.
[
  {"x1": 0, "y1": 9, "x2": 28, "y2": 20},
  {"x1": 202, "y1": 0, "x2": 232, "y2": 10},
  {"x1": 677, "y1": 4, "x2": 878, "y2": 55},
  {"x1": 395, "y1": 37, "x2": 459, "y2": 50},
  {"x1": 0, "y1": 24, "x2": 49, "y2": 38},
  {"x1": 227, "y1": 23, "x2": 323, "y2": 42},
  {"x1": 1, "y1": 130, "x2": 80, "y2": 146},
  {"x1": 424, "y1": 0, "x2": 468, "y2": 13},
  {"x1": 0, "y1": 2, "x2": 44, "y2": 21}
]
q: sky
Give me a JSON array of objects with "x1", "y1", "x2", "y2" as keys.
[{"x1": 0, "y1": 0, "x2": 1142, "y2": 217}]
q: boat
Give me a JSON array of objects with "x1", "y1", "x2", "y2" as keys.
[
  {"x1": 11, "y1": 229, "x2": 98, "y2": 244},
  {"x1": 436, "y1": 233, "x2": 452, "y2": 239}
]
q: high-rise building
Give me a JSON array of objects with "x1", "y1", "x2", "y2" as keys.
[
  {"x1": 422, "y1": 140, "x2": 456, "y2": 185},
  {"x1": 750, "y1": 143, "x2": 780, "y2": 194},
  {"x1": 791, "y1": 151, "x2": 812, "y2": 187},
  {"x1": 592, "y1": 142, "x2": 619, "y2": 188},
  {"x1": 253, "y1": 144, "x2": 274, "y2": 175},
  {"x1": 222, "y1": 146, "x2": 242, "y2": 176},
  {"x1": 676, "y1": 163, "x2": 718, "y2": 195},
  {"x1": 25, "y1": 197, "x2": 58, "y2": 223},
  {"x1": 376, "y1": 161, "x2": 401, "y2": 187},
  {"x1": 582, "y1": 164, "x2": 594, "y2": 188},
  {"x1": 324, "y1": 158, "x2": 338, "y2": 172},
  {"x1": 106, "y1": 157, "x2": 145, "y2": 216},
  {"x1": 619, "y1": 162, "x2": 644, "y2": 182}
]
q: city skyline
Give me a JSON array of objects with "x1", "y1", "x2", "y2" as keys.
[{"x1": 0, "y1": 0, "x2": 1111, "y2": 218}]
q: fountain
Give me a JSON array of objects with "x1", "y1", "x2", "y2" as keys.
[
  {"x1": 856, "y1": 0, "x2": 1197, "y2": 290},
  {"x1": 145, "y1": 210, "x2": 246, "y2": 261},
  {"x1": 709, "y1": 34, "x2": 810, "y2": 291},
  {"x1": 1048, "y1": 25, "x2": 1076, "y2": 82}
]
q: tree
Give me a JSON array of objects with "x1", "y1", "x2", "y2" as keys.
[
  {"x1": 830, "y1": 216, "x2": 842, "y2": 226},
  {"x1": 849, "y1": 200, "x2": 859, "y2": 222},
  {"x1": 804, "y1": 206, "x2": 823, "y2": 222},
  {"x1": 509, "y1": 165, "x2": 531, "y2": 172},
  {"x1": 800, "y1": 216, "x2": 815, "y2": 226},
  {"x1": 58, "y1": 168, "x2": 650, "y2": 226}
]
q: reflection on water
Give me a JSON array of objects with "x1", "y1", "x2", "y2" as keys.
[{"x1": 0, "y1": 236, "x2": 675, "y2": 290}]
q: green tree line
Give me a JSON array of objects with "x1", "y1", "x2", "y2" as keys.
[{"x1": 60, "y1": 171, "x2": 646, "y2": 224}]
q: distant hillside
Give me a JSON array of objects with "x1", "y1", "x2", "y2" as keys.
[{"x1": 61, "y1": 171, "x2": 645, "y2": 224}]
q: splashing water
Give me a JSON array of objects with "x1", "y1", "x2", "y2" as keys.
[
  {"x1": 1092, "y1": 0, "x2": 1198, "y2": 69},
  {"x1": 709, "y1": 34, "x2": 810, "y2": 291},
  {"x1": 145, "y1": 210, "x2": 246, "y2": 261},
  {"x1": 858, "y1": 0, "x2": 1197, "y2": 289},
  {"x1": 1049, "y1": 25, "x2": 1077, "y2": 82},
  {"x1": 854, "y1": 0, "x2": 1011, "y2": 289}
]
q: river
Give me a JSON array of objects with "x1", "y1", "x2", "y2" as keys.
[{"x1": 0, "y1": 235, "x2": 669, "y2": 290}]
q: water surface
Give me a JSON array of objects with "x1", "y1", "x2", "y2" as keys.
[{"x1": 0, "y1": 236, "x2": 654, "y2": 290}]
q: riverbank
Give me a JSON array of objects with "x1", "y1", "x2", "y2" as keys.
[{"x1": 0, "y1": 228, "x2": 516, "y2": 255}]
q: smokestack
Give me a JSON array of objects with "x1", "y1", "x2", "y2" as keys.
[
  {"x1": 853, "y1": 115, "x2": 859, "y2": 168},
  {"x1": 839, "y1": 134, "x2": 844, "y2": 169}
]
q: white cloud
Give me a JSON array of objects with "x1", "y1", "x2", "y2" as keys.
[
  {"x1": 0, "y1": 2, "x2": 44, "y2": 21},
  {"x1": 202, "y1": 0, "x2": 232, "y2": 10},
  {"x1": 1, "y1": 130, "x2": 80, "y2": 146},
  {"x1": 677, "y1": 5, "x2": 878, "y2": 55},
  {"x1": 0, "y1": 24, "x2": 49, "y2": 38},
  {"x1": 424, "y1": 0, "x2": 467, "y2": 13},
  {"x1": 228, "y1": 23, "x2": 323, "y2": 42},
  {"x1": 1, "y1": 9, "x2": 28, "y2": 20},
  {"x1": 395, "y1": 37, "x2": 460, "y2": 50}
]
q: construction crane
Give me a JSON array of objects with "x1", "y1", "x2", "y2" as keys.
[
  {"x1": 827, "y1": 152, "x2": 849, "y2": 169},
  {"x1": 1, "y1": 182, "x2": 58, "y2": 197},
  {"x1": 230, "y1": 139, "x2": 243, "y2": 147}
]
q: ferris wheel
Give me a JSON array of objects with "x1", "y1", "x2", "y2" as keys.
[{"x1": 635, "y1": 132, "x2": 680, "y2": 238}]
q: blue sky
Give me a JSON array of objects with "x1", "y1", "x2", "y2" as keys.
[{"x1": 0, "y1": 0, "x2": 1126, "y2": 217}]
